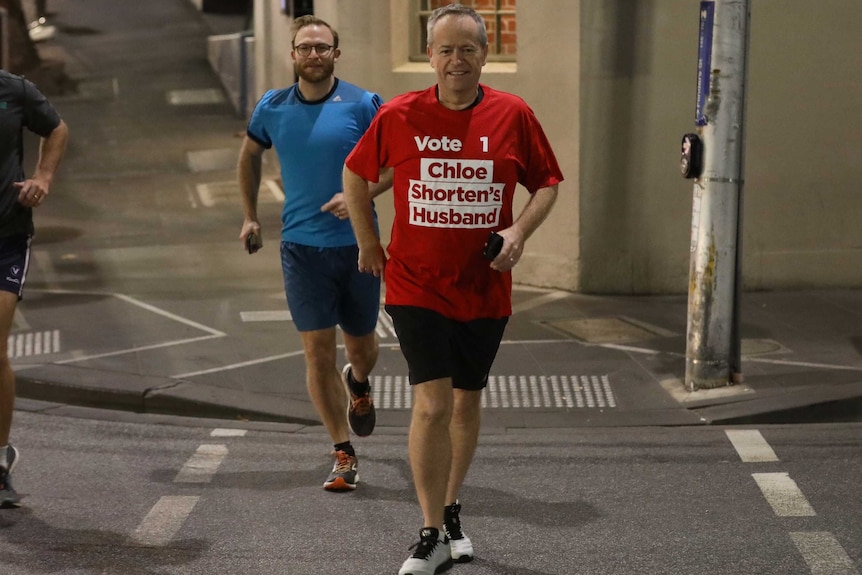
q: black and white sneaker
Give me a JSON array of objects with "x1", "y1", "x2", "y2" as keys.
[
  {"x1": 398, "y1": 528, "x2": 452, "y2": 575},
  {"x1": 444, "y1": 501, "x2": 474, "y2": 563},
  {"x1": 0, "y1": 445, "x2": 21, "y2": 508}
]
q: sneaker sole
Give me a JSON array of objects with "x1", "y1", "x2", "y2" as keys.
[
  {"x1": 323, "y1": 475, "x2": 358, "y2": 491},
  {"x1": 400, "y1": 557, "x2": 453, "y2": 575},
  {"x1": 0, "y1": 497, "x2": 21, "y2": 509}
]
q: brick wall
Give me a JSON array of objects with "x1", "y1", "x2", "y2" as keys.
[{"x1": 427, "y1": 0, "x2": 517, "y2": 57}]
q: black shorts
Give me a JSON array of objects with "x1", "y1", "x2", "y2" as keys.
[
  {"x1": 385, "y1": 305, "x2": 508, "y2": 390},
  {"x1": 0, "y1": 234, "x2": 31, "y2": 300}
]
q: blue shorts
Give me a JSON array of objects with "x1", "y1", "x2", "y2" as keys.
[
  {"x1": 0, "y1": 234, "x2": 32, "y2": 300},
  {"x1": 281, "y1": 242, "x2": 381, "y2": 335},
  {"x1": 385, "y1": 305, "x2": 509, "y2": 390}
]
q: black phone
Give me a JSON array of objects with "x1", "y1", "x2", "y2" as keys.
[
  {"x1": 246, "y1": 232, "x2": 262, "y2": 254},
  {"x1": 482, "y1": 231, "x2": 504, "y2": 261}
]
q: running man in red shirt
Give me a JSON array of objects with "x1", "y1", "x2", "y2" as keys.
[{"x1": 343, "y1": 4, "x2": 562, "y2": 574}]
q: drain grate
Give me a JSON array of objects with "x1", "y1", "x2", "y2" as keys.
[{"x1": 371, "y1": 374, "x2": 615, "y2": 410}]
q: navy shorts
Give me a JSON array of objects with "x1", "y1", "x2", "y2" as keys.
[
  {"x1": 0, "y1": 234, "x2": 32, "y2": 300},
  {"x1": 281, "y1": 242, "x2": 381, "y2": 335},
  {"x1": 385, "y1": 305, "x2": 508, "y2": 390}
]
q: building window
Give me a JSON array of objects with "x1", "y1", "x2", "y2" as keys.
[{"x1": 413, "y1": 0, "x2": 516, "y2": 62}]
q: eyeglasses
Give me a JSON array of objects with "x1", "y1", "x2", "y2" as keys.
[{"x1": 294, "y1": 44, "x2": 335, "y2": 57}]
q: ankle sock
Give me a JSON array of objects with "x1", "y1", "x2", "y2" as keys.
[
  {"x1": 334, "y1": 441, "x2": 355, "y2": 457},
  {"x1": 346, "y1": 368, "x2": 370, "y2": 396}
]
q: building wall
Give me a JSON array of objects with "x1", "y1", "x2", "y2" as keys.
[
  {"x1": 253, "y1": 0, "x2": 862, "y2": 294},
  {"x1": 254, "y1": 0, "x2": 581, "y2": 290},
  {"x1": 579, "y1": 0, "x2": 862, "y2": 293}
]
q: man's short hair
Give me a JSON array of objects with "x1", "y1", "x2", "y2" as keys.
[
  {"x1": 426, "y1": 3, "x2": 488, "y2": 48},
  {"x1": 291, "y1": 14, "x2": 339, "y2": 49}
]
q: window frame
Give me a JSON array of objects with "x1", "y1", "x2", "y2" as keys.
[{"x1": 411, "y1": 1, "x2": 516, "y2": 63}]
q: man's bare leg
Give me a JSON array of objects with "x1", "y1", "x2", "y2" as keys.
[
  {"x1": 300, "y1": 328, "x2": 349, "y2": 444},
  {"x1": 0, "y1": 292, "x2": 18, "y2": 448},
  {"x1": 341, "y1": 331, "x2": 378, "y2": 383},
  {"x1": 445, "y1": 388, "x2": 482, "y2": 504},
  {"x1": 409, "y1": 378, "x2": 453, "y2": 530}
]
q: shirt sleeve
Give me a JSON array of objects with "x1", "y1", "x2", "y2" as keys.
[
  {"x1": 246, "y1": 90, "x2": 274, "y2": 148},
  {"x1": 519, "y1": 105, "x2": 564, "y2": 193},
  {"x1": 345, "y1": 108, "x2": 386, "y2": 182},
  {"x1": 22, "y1": 78, "x2": 61, "y2": 138}
]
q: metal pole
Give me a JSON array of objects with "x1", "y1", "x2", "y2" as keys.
[{"x1": 685, "y1": 0, "x2": 750, "y2": 391}]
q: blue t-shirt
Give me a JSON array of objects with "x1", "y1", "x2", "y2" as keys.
[{"x1": 247, "y1": 78, "x2": 381, "y2": 247}]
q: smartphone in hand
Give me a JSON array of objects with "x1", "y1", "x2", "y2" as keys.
[
  {"x1": 246, "y1": 232, "x2": 262, "y2": 254},
  {"x1": 482, "y1": 231, "x2": 503, "y2": 261}
]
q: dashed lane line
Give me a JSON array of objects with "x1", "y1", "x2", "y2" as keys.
[
  {"x1": 729, "y1": 431, "x2": 858, "y2": 574},
  {"x1": 790, "y1": 532, "x2": 861, "y2": 575},
  {"x1": 752, "y1": 472, "x2": 817, "y2": 517},
  {"x1": 174, "y1": 444, "x2": 228, "y2": 484},
  {"x1": 211, "y1": 428, "x2": 248, "y2": 437},
  {"x1": 725, "y1": 429, "x2": 779, "y2": 462},
  {"x1": 131, "y1": 495, "x2": 199, "y2": 547}
]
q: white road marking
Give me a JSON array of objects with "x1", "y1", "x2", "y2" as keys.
[
  {"x1": 174, "y1": 444, "x2": 228, "y2": 484},
  {"x1": 370, "y1": 374, "x2": 615, "y2": 409},
  {"x1": 8, "y1": 330, "x2": 61, "y2": 358},
  {"x1": 18, "y1": 289, "x2": 227, "y2": 367},
  {"x1": 211, "y1": 428, "x2": 247, "y2": 437},
  {"x1": 167, "y1": 88, "x2": 225, "y2": 105},
  {"x1": 173, "y1": 349, "x2": 306, "y2": 378},
  {"x1": 511, "y1": 290, "x2": 571, "y2": 314},
  {"x1": 240, "y1": 310, "x2": 292, "y2": 322},
  {"x1": 726, "y1": 430, "x2": 779, "y2": 462},
  {"x1": 745, "y1": 357, "x2": 862, "y2": 372},
  {"x1": 752, "y1": 472, "x2": 816, "y2": 517},
  {"x1": 264, "y1": 178, "x2": 285, "y2": 201},
  {"x1": 790, "y1": 532, "x2": 860, "y2": 575},
  {"x1": 131, "y1": 495, "x2": 199, "y2": 547}
]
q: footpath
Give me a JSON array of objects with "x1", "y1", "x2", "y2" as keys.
[{"x1": 11, "y1": 0, "x2": 862, "y2": 430}]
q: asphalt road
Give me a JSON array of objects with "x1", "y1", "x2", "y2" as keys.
[{"x1": 1, "y1": 406, "x2": 860, "y2": 575}]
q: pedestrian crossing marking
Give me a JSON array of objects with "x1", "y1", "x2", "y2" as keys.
[
  {"x1": 8, "y1": 330, "x2": 61, "y2": 359},
  {"x1": 371, "y1": 374, "x2": 615, "y2": 410}
]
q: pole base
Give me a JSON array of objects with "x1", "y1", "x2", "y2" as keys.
[{"x1": 685, "y1": 358, "x2": 732, "y2": 391}]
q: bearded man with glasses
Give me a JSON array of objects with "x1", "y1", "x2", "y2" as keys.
[{"x1": 237, "y1": 15, "x2": 392, "y2": 492}]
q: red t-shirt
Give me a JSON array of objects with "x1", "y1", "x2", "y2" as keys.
[{"x1": 345, "y1": 84, "x2": 563, "y2": 321}]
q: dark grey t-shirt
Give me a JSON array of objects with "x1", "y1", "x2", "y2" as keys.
[{"x1": 0, "y1": 70, "x2": 62, "y2": 237}]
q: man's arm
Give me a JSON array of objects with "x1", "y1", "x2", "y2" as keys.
[
  {"x1": 343, "y1": 165, "x2": 387, "y2": 277},
  {"x1": 369, "y1": 167, "x2": 393, "y2": 199},
  {"x1": 492, "y1": 185, "x2": 558, "y2": 271},
  {"x1": 320, "y1": 167, "x2": 392, "y2": 219},
  {"x1": 237, "y1": 136, "x2": 265, "y2": 244},
  {"x1": 15, "y1": 119, "x2": 69, "y2": 208}
]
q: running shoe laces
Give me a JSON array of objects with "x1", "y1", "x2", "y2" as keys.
[
  {"x1": 331, "y1": 450, "x2": 354, "y2": 473},
  {"x1": 350, "y1": 394, "x2": 373, "y2": 416},
  {"x1": 443, "y1": 502, "x2": 464, "y2": 540},
  {"x1": 409, "y1": 528, "x2": 443, "y2": 560}
]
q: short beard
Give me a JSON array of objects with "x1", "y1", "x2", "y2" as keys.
[{"x1": 294, "y1": 60, "x2": 335, "y2": 84}]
